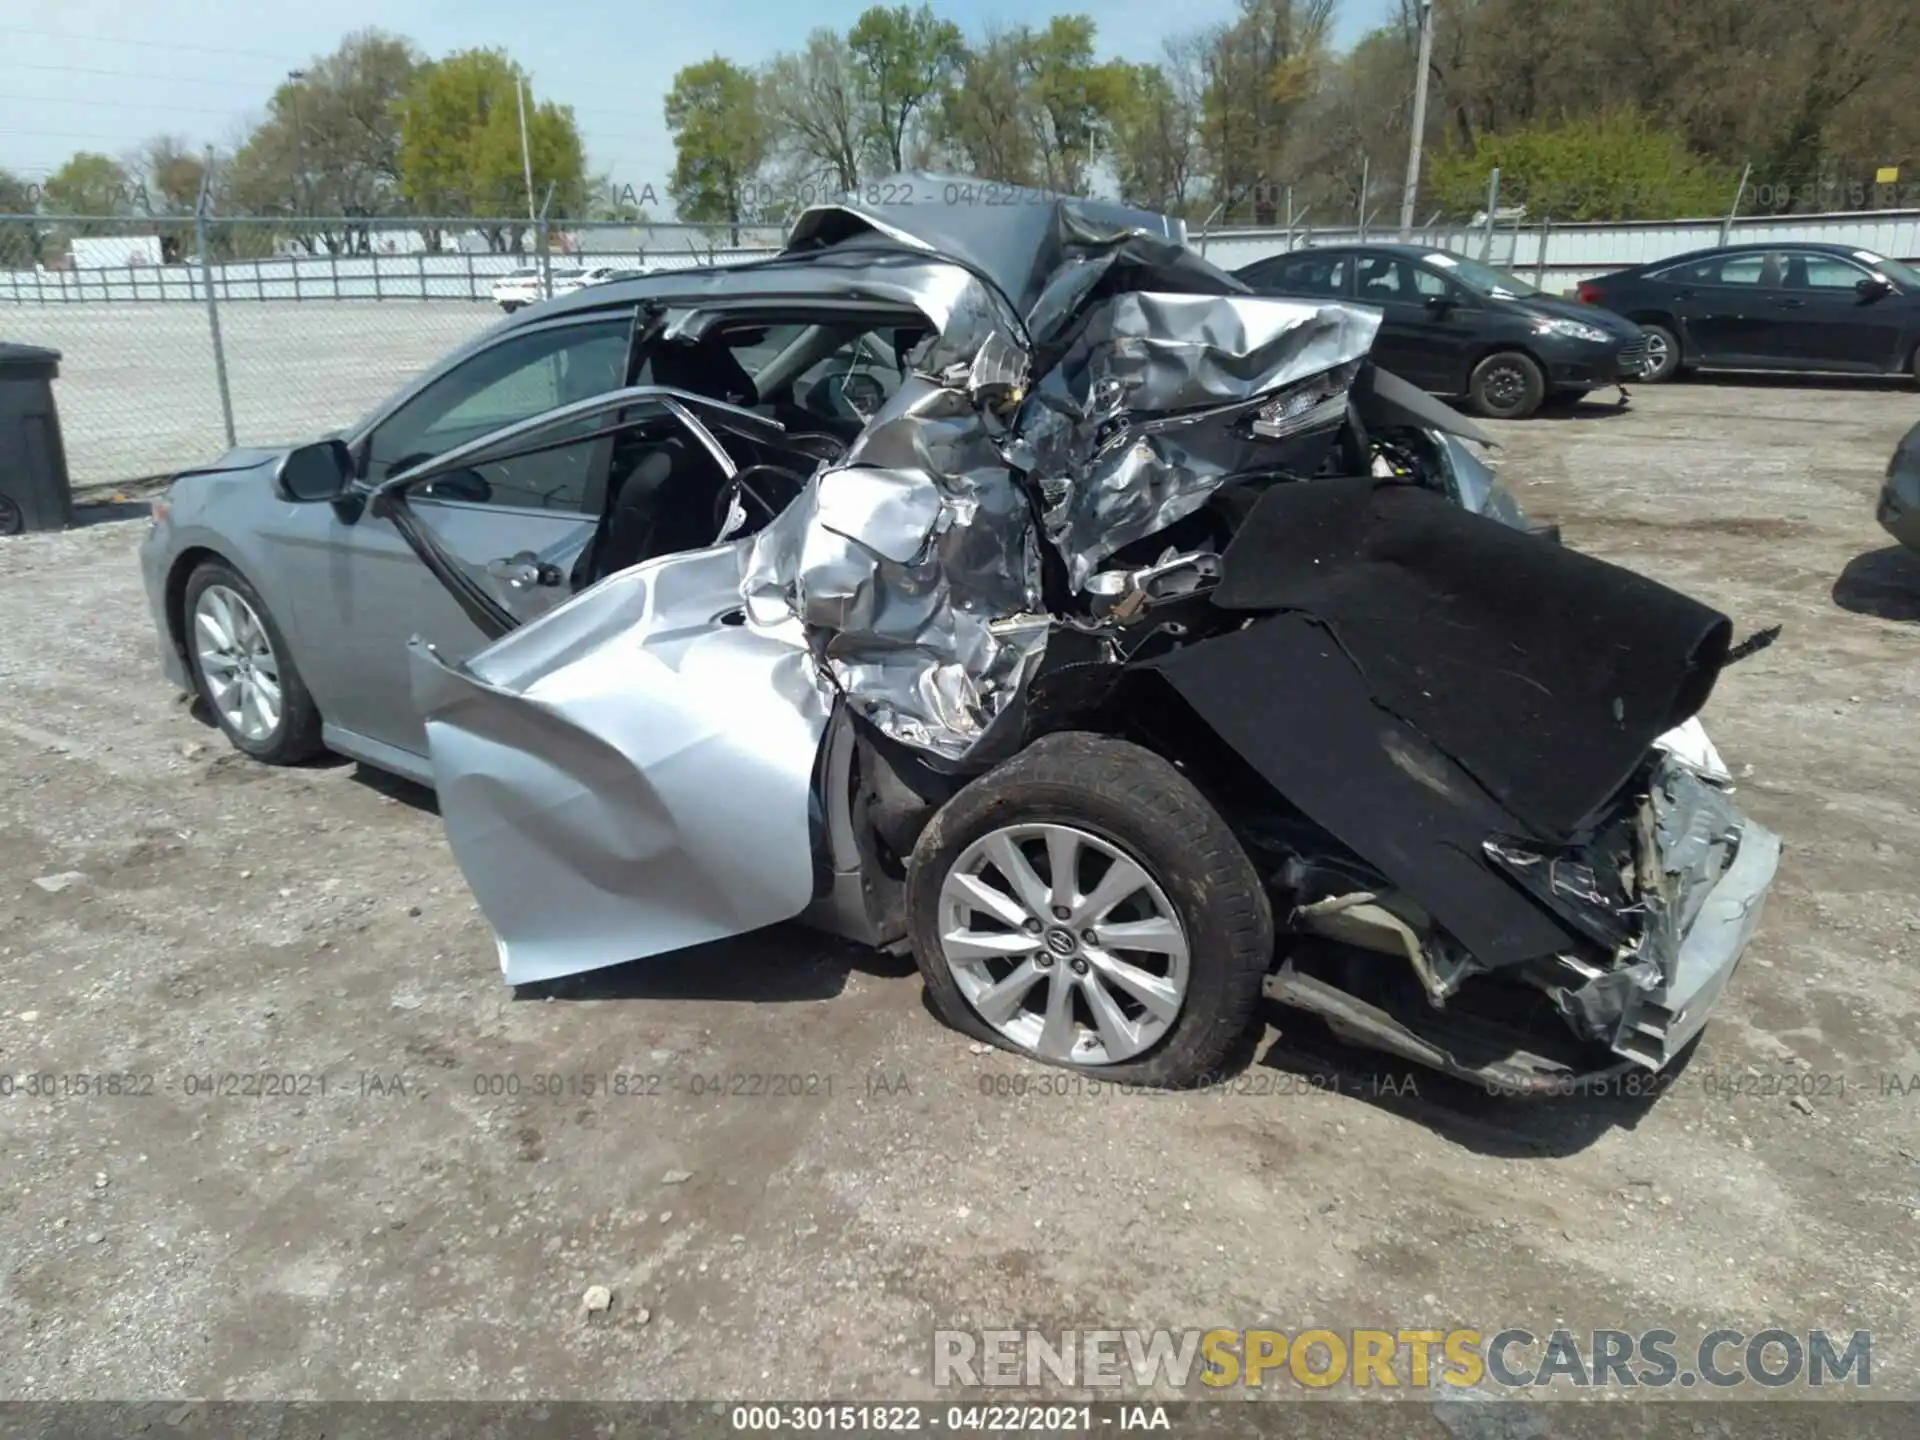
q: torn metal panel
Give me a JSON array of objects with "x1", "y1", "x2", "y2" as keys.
[
  {"x1": 1010, "y1": 295, "x2": 1380, "y2": 590},
  {"x1": 411, "y1": 542, "x2": 832, "y2": 985}
]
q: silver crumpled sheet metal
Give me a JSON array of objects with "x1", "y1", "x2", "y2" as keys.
[
  {"x1": 743, "y1": 370, "x2": 1047, "y2": 762},
  {"x1": 1010, "y1": 293, "x2": 1380, "y2": 588},
  {"x1": 745, "y1": 188, "x2": 1382, "y2": 766}
]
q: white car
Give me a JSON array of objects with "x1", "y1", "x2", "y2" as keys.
[{"x1": 490, "y1": 264, "x2": 622, "y2": 312}]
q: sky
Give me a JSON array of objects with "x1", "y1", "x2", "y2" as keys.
[{"x1": 1, "y1": 0, "x2": 1398, "y2": 206}]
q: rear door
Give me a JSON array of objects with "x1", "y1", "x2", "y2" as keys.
[
  {"x1": 1771, "y1": 250, "x2": 1908, "y2": 371},
  {"x1": 1684, "y1": 252, "x2": 1782, "y2": 364}
]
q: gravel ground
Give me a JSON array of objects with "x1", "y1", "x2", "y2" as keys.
[
  {"x1": 5, "y1": 303, "x2": 502, "y2": 486},
  {"x1": 0, "y1": 379, "x2": 1917, "y2": 1405}
]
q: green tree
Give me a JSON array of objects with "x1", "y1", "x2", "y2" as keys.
[
  {"x1": 933, "y1": 27, "x2": 1041, "y2": 184},
  {"x1": 41, "y1": 152, "x2": 136, "y2": 222},
  {"x1": 1197, "y1": 0, "x2": 1337, "y2": 221},
  {"x1": 398, "y1": 48, "x2": 586, "y2": 250},
  {"x1": 0, "y1": 169, "x2": 47, "y2": 266},
  {"x1": 1427, "y1": 110, "x2": 1742, "y2": 221},
  {"x1": 664, "y1": 57, "x2": 769, "y2": 241},
  {"x1": 228, "y1": 30, "x2": 422, "y2": 253},
  {"x1": 762, "y1": 29, "x2": 868, "y2": 195},
  {"x1": 849, "y1": 4, "x2": 966, "y2": 173},
  {"x1": 1107, "y1": 58, "x2": 1202, "y2": 215}
]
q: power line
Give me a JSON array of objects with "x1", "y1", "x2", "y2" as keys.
[
  {"x1": 0, "y1": 93, "x2": 243, "y2": 117},
  {"x1": 9, "y1": 59, "x2": 275, "y2": 89},
  {"x1": 0, "y1": 25, "x2": 303, "y2": 61}
]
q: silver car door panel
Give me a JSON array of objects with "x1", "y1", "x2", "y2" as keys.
[{"x1": 409, "y1": 541, "x2": 833, "y2": 985}]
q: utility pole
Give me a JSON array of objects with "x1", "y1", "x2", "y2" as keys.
[
  {"x1": 516, "y1": 77, "x2": 537, "y2": 229},
  {"x1": 1397, "y1": 0, "x2": 1435, "y2": 241},
  {"x1": 286, "y1": 69, "x2": 307, "y2": 221}
]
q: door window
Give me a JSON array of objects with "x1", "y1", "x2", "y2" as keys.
[
  {"x1": 1783, "y1": 253, "x2": 1871, "y2": 290},
  {"x1": 1266, "y1": 253, "x2": 1351, "y2": 297},
  {"x1": 1354, "y1": 256, "x2": 1448, "y2": 304},
  {"x1": 1705, "y1": 254, "x2": 1779, "y2": 287},
  {"x1": 365, "y1": 317, "x2": 632, "y2": 510}
]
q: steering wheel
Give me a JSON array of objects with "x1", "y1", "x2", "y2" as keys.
[{"x1": 713, "y1": 463, "x2": 809, "y2": 540}]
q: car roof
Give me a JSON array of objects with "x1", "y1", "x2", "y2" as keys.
[{"x1": 1627, "y1": 240, "x2": 1872, "y2": 272}]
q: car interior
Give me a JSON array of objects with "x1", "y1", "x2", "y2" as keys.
[{"x1": 575, "y1": 316, "x2": 932, "y2": 587}]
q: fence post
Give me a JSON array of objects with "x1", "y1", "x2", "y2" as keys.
[
  {"x1": 467, "y1": 248, "x2": 475, "y2": 301},
  {"x1": 537, "y1": 183, "x2": 556, "y2": 298},
  {"x1": 1719, "y1": 162, "x2": 1753, "y2": 246},
  {"x1": 373, "y1": 248, "x2": 383, "y2": 302},
  {"x1": 1535, "y1": 215, "x2": 1551, "y2": 290},
  {"x1": 418, "y1": 250, "x2": 427, "y2": 301},
  {"x1": 194, "y1": 175, "x2": 237, "y2": 450},
  {"x1": 331, "y1": 247, "x2": 340, "y2": 300},
  {"x1": 1480, "y1": 168, "x2": 1501, "y2": 260}
]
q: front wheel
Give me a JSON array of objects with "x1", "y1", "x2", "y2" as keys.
[
  {"x1": 182, "y1": 560, "x2": 325, "y2": 765},
  {"x1": 1467, "y1": 351, "x2": 1546, "y2": 419},
  {"x1": 1639, "y1": 323, "x2": 1682, "y2": 383},
  {"x1": 905, "y1": 732, "x2": 1273, "y2": 1086}
]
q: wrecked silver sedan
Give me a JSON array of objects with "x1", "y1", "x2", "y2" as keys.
[{"x1": 143, "y1": 178, "x2": 1779, "y2": 1092}]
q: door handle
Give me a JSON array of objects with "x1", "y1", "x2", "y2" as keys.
[
  {"x1": 486, "y1": 552, "x2": 562, "y2": 588},
  {"x1": 1774, "y1": 298, "x2": 1804, "y2": 309}
]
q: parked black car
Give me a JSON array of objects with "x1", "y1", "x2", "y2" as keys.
[
  {"x1": 1235, "y1": 242, "x2": 1650, "y2": 419},
  {"x1": 1880, "y1": 417, "x2": 1920, "y2": 553},
  {"x1": 1577, "y1": 242, "x2": 1920, "y2": 384}
]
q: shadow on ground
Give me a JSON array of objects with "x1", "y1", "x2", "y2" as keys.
[
  {"x1": 519, "y1": 926, "x2": 916, "y2": 1005},
  {"x1": 1253, "y1": 1009, "x2": 1686, "y2": 1159},
  {"x1": 1833, "y1": 545, "x2": 1920, "y2": 621}
]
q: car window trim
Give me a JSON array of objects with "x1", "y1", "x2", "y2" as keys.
[
  {"x1": 347, "y1": 306, "x2": 641, "y2": 456},
  {"x1": 368, "y1": 384, "x2": 780, "y2": 642},
  {"x1": 1778, "y1": 249, "x2": 1873, "y2": 289}
]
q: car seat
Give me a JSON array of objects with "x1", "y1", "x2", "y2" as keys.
[{"x1": 581, "y1": 434, "x2": 730, "y2": 585}]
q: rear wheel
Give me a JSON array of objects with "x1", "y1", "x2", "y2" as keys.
[
  {"x1": 1467, "y1": 351, "x2": 1546, "y2": 419},
  {"x1": 0, "y1": 494, "x2": 22, "y2": 535},
  {"x1": 182, "y1": 560, "x2": 324, "y2": 765},
  {"x1": 906, "y1": 732, "x2": 1273, "y2": 1086},
  {"x1": 1639, "y1": 323, "x2": 1682, "y2": 382}
]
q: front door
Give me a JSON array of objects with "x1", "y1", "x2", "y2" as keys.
[
  {"x1": 1353, "y1": 253, "x2": 1479, "y2": 393},
  {"x1": 1770, "y1": 251, "x2": 1909, "y2": 371},
  {"x1": 280, "y1": 313, "x2": 634, "y2": 759}
]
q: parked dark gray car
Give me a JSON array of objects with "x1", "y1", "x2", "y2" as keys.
[
  {"x1": 1879, "y1": 417, "x2": 1920, "y2": 551},
  {"x1": 1237, "y1": 242, "x2": 1650, "y2": 418},
  {"x1": 1578, "y1": 242, "x2": 1920, "y2": 384}
]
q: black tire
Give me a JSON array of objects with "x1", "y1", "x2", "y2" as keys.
[
  {"x1": 1639, "y1": 323, "x2": 1682, "y2": 383},
  {"x1": 499, "y1": 302, "x2": 521, "y2": 313},
  {"x1": 181, "y1": 559, "x2": 325, "y2": 765},
  {"x1": 0, "y1": 494, "x2": 22, "y2": 536},
  {"x1": 905, "y1": 731, "x2": 1273, "y2": 1087},
  {"x1": 1467, "y1": 350, "x2": 1546, "y2": 419}
]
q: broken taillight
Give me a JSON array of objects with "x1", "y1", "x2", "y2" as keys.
[{"x1": 1576, "y1": 281, "x2": 1604, "y2": 305}]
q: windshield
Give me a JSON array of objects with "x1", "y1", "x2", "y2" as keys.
[{"x1": 1425, "y1": 252, "x2": 1541, "y2": 299}]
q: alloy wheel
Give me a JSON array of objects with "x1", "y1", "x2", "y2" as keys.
[
  {"x1": 935, "y1": 822, "x2": 1191, "y2": 1065},
  {"x1": 192, "y1": 584, "x2": 283, "y2": 743},
  {"x1": 1643, "y1": 329, "x2": 1672, "y2": 376}
]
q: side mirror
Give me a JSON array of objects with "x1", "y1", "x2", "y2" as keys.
[
  {"x1": 275, "y1": 439, "x2": 356, "y2": 502},
  {"x1": 1424, "y1": 292, "x2": 1452, "y2": 313},
  {"x1": 416, "y1": 469, "x2": 494, "y2": 505},
  {"x1": 1857, "y1": 275, "x2": 1894, "y2": 301}
]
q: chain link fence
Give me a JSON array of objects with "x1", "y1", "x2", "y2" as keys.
[
  {"x1": 0, "y1": 208, "x2": 783, "y2": 490},
  {"x1": 4, "y1": 178, "x2": 1918, "y2": 490}
]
